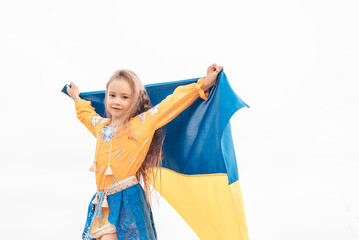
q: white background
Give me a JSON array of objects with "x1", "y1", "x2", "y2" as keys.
[{"x1": 0, "y1": 0, "x2": 358, "y2": 239}]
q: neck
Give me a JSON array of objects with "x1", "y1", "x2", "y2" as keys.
[{"x1": 110, "y1": 117, "x2": 127, "y2": 128}]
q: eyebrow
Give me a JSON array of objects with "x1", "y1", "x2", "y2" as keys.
[{"x1": 108, "y1": 91, "x2": 131, "y2": 95}]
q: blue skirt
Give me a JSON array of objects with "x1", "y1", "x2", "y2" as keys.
[{"x1": 82, "y1": 183, "x2": 157, "y2": 240}]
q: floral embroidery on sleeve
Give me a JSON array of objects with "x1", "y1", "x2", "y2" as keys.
[
  {"x1": 136, "y1": 112, "x2": 146, "y2": 123},
  {"x1": 149, "y1": 104, "x2": 159, "y2": 116},
  {"x1": 99, "y1": 118, "x2": 110, "y2": 127},
  {"x1": 91, "y1": 116, "x2": 102, "y2": 126}
]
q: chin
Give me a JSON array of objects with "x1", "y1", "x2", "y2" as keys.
[{"x1": 112, "y1": 113, "x2": 124, "y2": 118}]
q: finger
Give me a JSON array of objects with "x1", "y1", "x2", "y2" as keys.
[{"x1": 208, "y1": 63, "x2": 217, "y2": 71}]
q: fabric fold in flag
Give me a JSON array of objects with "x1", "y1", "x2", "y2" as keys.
[{"x1": 65, "y1": 71, "x2": 250, "y2": 240}]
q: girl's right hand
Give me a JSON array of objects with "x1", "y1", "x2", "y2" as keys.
[{"x1": 67, "y1": 82, "x2": 80, "y2": 103}]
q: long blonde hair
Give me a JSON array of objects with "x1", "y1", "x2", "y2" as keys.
[{"x1": 104, "y1": 69, "x2": 164, "y2": 204}]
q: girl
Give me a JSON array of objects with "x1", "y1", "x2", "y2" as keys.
[{"x1": 67, "y1": 63, "x2": 223, "y2": 240}]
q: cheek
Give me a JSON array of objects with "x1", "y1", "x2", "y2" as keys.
[
  {"x1": 125, "y1": 100, "x2": 133, "y2": 109},
  {"x1": 106, "y1": 99, "x2": 112, "y2": 109}
]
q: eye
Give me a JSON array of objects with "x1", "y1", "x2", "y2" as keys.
[
  {"x1": 122, "y1": 96, "x2": 128, "y2": 99},
  {"x1": 110, "y1": 94, "x2": 115, "y2": 97}
]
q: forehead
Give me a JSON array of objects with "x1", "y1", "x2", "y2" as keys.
[{"x1": 108, "y1": 78, "x2": 133, "y2": 95}]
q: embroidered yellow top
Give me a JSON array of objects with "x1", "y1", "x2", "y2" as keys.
[{"x1": 75, "y1": 77, "x2": 208, "y2": 191}]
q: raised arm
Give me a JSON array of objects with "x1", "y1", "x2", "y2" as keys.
[
  {"x1": 137, "y1": 64, "x2": 223, "y2": 131},
  {"x1": 67, "y1": 82, "x2": 107, "y2": 138},
  {"x1": 67, "y1": 82, "x2": 81, "y2": 103}
]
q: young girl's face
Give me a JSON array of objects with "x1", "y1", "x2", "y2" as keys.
[{"x1": 106, "y1": 78, "x2": 133, "y2": 120}]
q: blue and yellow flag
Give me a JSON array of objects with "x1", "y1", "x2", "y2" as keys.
[{"x1": 67, "y1": 71, "x2": 250, "y2": 239}]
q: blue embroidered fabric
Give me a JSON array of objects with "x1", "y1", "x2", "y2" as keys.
[
  {"x1": 101, "y1": 125, "x2": 116, "y2": 143},
  {"x1": 82, "y1": 184, "x2": 157, "y2": 240}
]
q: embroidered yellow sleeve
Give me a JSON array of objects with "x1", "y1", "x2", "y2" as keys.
[
  {"x1": 137, "y1": 77, "x2": 209, "y2": 131},
  {"x1": 75, "y1": 99, "x2": 109, "y2": 138}
]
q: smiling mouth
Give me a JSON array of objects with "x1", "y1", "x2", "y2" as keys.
[{"x1": 112, "y1": 107, "x2": 122, "y2": 111}]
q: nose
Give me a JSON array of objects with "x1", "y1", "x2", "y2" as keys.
[{"x1": 113, "y1": 98, "x2": 122, "y2": 106}]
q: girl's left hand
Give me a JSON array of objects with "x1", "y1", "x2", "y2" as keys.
[{"x1": 201, "y1": 63, "x2": 223, "y2": 91}]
